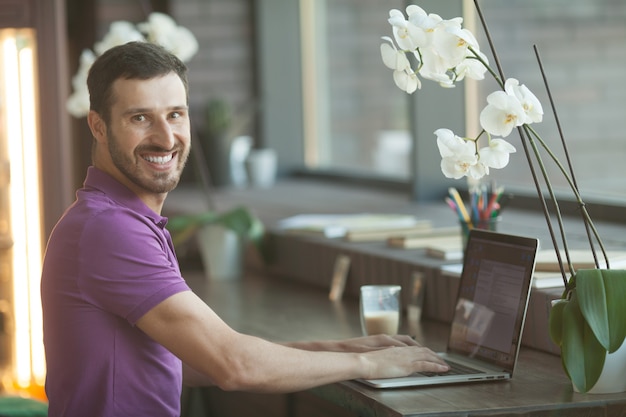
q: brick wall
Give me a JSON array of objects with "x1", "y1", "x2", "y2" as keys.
[{"x1": 172, "y1": 0, "x2": 256, "y2": 133}]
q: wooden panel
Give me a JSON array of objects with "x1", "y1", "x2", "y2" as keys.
[
  {"x1": 206, "y1": 388, "x2": 288, "y2": 417},
  {"x1": 0, "y1": 0, "x2": 33, "y2": 28},
  {"x1": 292, "y1": 392, "x2": 358, "y2": 417},
  {"x1": 33, "y1": 0, "x2": 74, "y2": 239}
]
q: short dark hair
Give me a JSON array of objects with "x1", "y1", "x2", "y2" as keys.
[{"x1": 87, "y1": 41, "x2": 189, "y2": 123}]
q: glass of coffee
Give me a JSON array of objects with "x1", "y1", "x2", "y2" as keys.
[{"x1": 359, "y1": 285, "x2": 401, "y2": 336}]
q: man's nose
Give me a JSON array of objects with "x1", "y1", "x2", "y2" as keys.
[{"x1": 151, "y1": 117, "x2": 176, "y2": 149}]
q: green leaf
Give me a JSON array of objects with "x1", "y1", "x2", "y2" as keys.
[
  {"x1": 561, "y1": 292, "x2": 606, "y2": 392},
  {"x1": 577, "y1": 269, "x2": 626, "y2": 352},
  {"x1": 549, "y1": 298, "x2": 568, "y2": 346},
  {"x1": 167, "y1": 206, "x2": 268, "y2": 261}
]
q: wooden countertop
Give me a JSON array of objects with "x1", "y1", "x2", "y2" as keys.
[{"x1": 184, "y1": 270, "x2": 626, "y2": 417}]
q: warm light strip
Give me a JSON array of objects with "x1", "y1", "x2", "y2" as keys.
[
  {"x1": 299, "y1": 0, "x2": 319, "y2": 166},
  {"x1": 462, "y1": 0, "x2": 480, "y2": 138},
  {"x1": 2, "y1": 33, "x2": 27, "y2": 387},
  {"x1": 2, "y1": 30, "x2": 45, "y2": 389},
  {"x1": 19, "y1": 42, "x2": 45, "y2": 386}
]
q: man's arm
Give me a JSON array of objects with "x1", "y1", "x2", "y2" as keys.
[
  {"x1": 137, "y1": 291, "x2": 448, "y2": 393},
  {"x1": 282, "y1": 334, "x2": 421, "y2": 353}
]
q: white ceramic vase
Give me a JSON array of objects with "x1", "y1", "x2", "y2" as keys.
[
  {"x1": 196, "y1": 224, "x2": 243, "y2": 280},
  {"x1": 245, "y1": 148, "x2": 277, "y2": 188}
]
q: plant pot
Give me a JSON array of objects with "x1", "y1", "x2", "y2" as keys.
[
  {"x1": 200, "y1": 133, "x2": 226, "y2": 187},
  {"x1": 245, "y1": 148, "x2": 277, "y2": 188},
  {"x1": 574, "y1": 340, "x2": 626, "y2": 394},
  {"x1": 549, "y1": 268, "x2": 626, "y2": 394},
  {"x1": 196, "y1": 224, "x2": 243, "y2": 280}
]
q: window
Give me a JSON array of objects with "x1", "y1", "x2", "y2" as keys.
[
  {"x1": 300, "y1": 0, "x2": 411, "y2": 180},
  {"x1": 258, "y1": 1, "x2": 626, "y2": 208}
]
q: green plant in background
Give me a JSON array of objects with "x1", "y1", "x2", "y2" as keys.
[
  {"x1": 198, "y1": 97, "x2": 257, "y2": 187},
  {"x1": 167, "y1": 206, "x2": 267, "y2": 261},
  {"x1": 204, "y1": 98, "x2": 232, "y2": 137},
  {"x1": 170, "y1": 96, "x2": 264, "y2": 269}
]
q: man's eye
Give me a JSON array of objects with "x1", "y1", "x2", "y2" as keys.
[
  {"x1": 170, "y1": 112, "x2": 181, "y2": 119},
  {"x1": 133, "y1": 114, "x2": 146, "y2": 122}
]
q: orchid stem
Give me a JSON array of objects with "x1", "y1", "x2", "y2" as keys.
[
  {"x1": 532, "y1": 45, "x2": 608, "y2": 270},
  {"x1": 473, "y1": 0, "x2": 569, "y2": 286}
]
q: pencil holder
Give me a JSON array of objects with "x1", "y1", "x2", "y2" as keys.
[{"x1": 459, "y1": 216, "x2": 500, "y2": 253}]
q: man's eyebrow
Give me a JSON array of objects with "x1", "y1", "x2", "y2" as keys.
[{"x1": 122, "y1": 105, "x2": 189, "y2": 116}]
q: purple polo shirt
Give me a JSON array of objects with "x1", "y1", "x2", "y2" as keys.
[{"x1": 41, "y1": 166, "x2": 191, "y2": 417}]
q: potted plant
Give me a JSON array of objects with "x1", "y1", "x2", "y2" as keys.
[
  {"x1": 199, "y1": 98, "x2": 256, "y2": 188},
  {"x1": 379, "y1": 1, "x2": 626, "y2": 393},
  {"x1": 549, "y1": 269, "x2": 626, "y2": 393},
  {"x1": 174, "y1": 98, "x2": 266, "y2": 280},
  {"x1": 167, "y1": 205, "x2": 267, "y2": 280}
]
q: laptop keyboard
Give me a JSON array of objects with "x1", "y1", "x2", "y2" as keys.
[{"x1": 419, "y1": 360, "x2": 484, "y2": 377}]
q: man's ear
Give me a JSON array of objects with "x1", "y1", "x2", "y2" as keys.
[{"x1": 87, "y1": 110, "x2": 107, "y2": 142}]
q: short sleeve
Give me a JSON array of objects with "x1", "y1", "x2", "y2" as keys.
[{"x1": 77, "y1": 206, "x2": 189, "y2": 324}]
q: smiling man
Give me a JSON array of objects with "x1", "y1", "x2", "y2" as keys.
[{"x1": 40, "y1": 42, "x2": 448, "y2": 417}]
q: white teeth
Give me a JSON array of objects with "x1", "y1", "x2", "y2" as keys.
[{"x1": 144, "y1": 154, "x2": 173, "y2": 164}]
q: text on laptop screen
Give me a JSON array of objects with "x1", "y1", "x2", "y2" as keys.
[{"x1": 448, "y1": 231, "x2": 537, "y2": 370}]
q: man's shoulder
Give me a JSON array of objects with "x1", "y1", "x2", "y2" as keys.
[{"x1": 52, "y1": 194, "x2": 157, "y2": 251}]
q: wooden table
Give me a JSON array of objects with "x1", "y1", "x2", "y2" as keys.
[{"x1": 183, "y1": 270, "x2": 626, "y2": 417}]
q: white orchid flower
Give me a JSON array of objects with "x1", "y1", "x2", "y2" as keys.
[
  {"x1": 94, "y1": 21, "x2": 144, "y2": 55},
  {"x1": 167, "y1": 26, "x2": 200, "y2": 63},
  {"x1": 380, "y1": 37, "x2": 421, "y2": 92},
  {"x1": 137, "y1": 12, "x2": 199, "y2": 63},
  {"x1": 435, "y1": 129, "x2": 481, "y2": 179},
  {"x1": 71, "y1": 49, "x2": 95, "y2": 91},
  {"x1": 465, "y1": 160, "x2": 488, "y2": 179},
  {"x1": 478, "y1": 138, "x2": 516, "y2": 169},
  {"x1": 405, "y1": 6, "x2": 439, "y2": 48},
  {"x1": 431, "y1": 19, "x2": 473, "y2": 69},
  {"x1": 479, "y1": 90, "x2": 526, "y2": 137},
  {"x1": 138, "y1": 12, "x2": 178, "y2": 45},
  {"x1": 504, "y1": 78, "x2": 544, "y2": 124},
  {"x1": 388, "y1": 9, "x2": 428, "y2": 50},
  {"x1": 66, "y1": 49, "x2": 96, "y2": 118},
  {"x1": 408, "y1": 8, "x2": 441, "y2": 32},
  {"x1": 418, "y1": 47, "x2": 454, "y2": 87},
  {"x1": 380, "y1": 37, "x2": 411, "y2": 71},
  {"x1": 455, "y1": 49, "x2": 489, "y2": 81},
  {"x1": 66, "y1": 87, "x2": 90, "y2": 118},
  {"x1": 393, "y1": 69, "x2": 420, "y2": 94},
  {"x1": 405, "y1": 5, "x2": 428, "y2": 21}
]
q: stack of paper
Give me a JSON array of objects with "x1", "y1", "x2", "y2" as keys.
[
  {"x1": 277, "y1": 213, "x2": 432, "y2": 241},
  {"x1": 532, "y1": 249, "x2": 626, "y2": 288},
  {"x1": 534, "y1": 249, "x2": 626, "y2": 272},
  {"x1": 424, "y1": 238, "x2": 464, "y2": 260},
  {"x1": 386, "y1": 226, "x2": 461, "y2": 249}
]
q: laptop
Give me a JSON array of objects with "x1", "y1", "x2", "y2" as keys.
[{"x1": 358, "y1": 229, "x2": 539, "y2": 388}]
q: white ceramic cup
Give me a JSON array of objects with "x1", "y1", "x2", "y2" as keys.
[{"x1": 359, "y1": 285, "x2": 401, "y2": 336}]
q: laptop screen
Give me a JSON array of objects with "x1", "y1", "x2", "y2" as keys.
[{"x1": 447, "y1": 229, "x2": 538, "y2": 372}]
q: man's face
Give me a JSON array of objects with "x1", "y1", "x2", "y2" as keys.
[{"x1": 103, "y1": 73, "x2": 191, "y2": 196}]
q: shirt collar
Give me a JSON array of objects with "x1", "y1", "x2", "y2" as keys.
[{"x1": 83, "y1": 166, "x2": 169, "y2": 228}]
